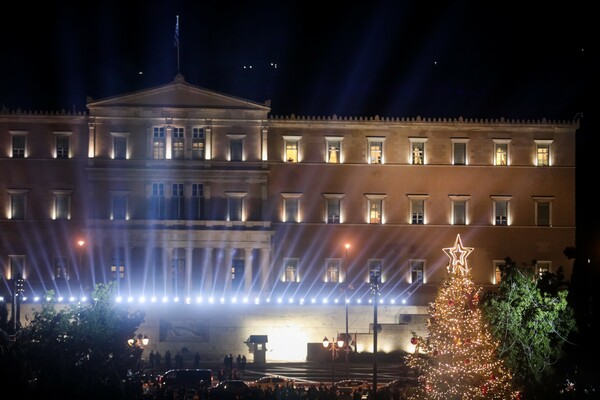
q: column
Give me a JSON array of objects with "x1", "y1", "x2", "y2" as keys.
[
  {"x1": 186, "y1": 247, "x2": 193, "y2": 297},
  {"x1": 164, "y1": 246, "x2": 173, "y2": 295},
  {"x1": 203, "y1": 247, "x2": 213, "y2": 293},
  {"x1": 244, "y1": 248, "x2": 253, "y2": 292},
  {"x1": 224, "y1": 248, "x2": 233, "y2": 291},
  {"x1": 260, "y1": 248, "x2": 270, "y2": 291}
]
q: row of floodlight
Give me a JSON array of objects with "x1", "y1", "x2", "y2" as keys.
[{"x1": 1, "y1": 295, "x2": 409, "y2": 306}]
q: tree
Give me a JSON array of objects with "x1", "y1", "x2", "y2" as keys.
[
  {"x1": 15, "y1": 282, "x2": 146, "y2": 399},
  {"x1": 481, "y1": 257, "x2": 576, "y2": 398},
  {"x1": 405, "y1": 235, "x2": 517, "y2": 399}
]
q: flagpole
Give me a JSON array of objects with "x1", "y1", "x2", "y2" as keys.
[{"x1": 175, "y1": 15, "x2": 180, "y2": 72}]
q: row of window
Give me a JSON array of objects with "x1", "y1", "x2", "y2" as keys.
[
  {"x1": 285, "y1": 193, "x2": 552, "y2": 226},
  {"x1": 6, "y1": 186, "x2": 552, "y2": 226},
  {"x1": 285, "y1": 136, "x2": 551, "y2": 166},
  {"x1": 10, "y1": 131, "x2": 72, "y2": 159},
  {"x1": 7, "y1": 253, "x2": 551, "y2": 288},
  {"x1": 9, "y1": 128, "x2": 554, "y2": 166},
  {"x1": 283, "y1": 258, "x2": 551, "y2": 285}
]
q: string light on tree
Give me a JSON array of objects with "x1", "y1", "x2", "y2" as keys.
[{"x1": 405, "y1": 234, "x2": 519, "y2": 399}]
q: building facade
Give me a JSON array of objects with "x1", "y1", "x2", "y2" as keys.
[{"x1": 0, "y1": 75, "x2": 577, "y2": 361}]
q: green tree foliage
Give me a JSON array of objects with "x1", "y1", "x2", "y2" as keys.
[
  {"x1": 481, "y1": 258, "x2": 576, "y2": 398},
  {"x1": 5, "y1": 282, "x2": 145, "y2": 399}
]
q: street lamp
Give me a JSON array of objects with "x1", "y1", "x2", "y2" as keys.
[
  {"x1": 343, "y1": 242, "x2": 351, "y2": 380},
  {"x1": 323, "y1": 335, "x2": 344, "y2": 387},
  {"x1": 370, "y1": 268, "x2": 381, "y2": 396},
  {"x1": 128, "y1": 334, "x2": 149, "y2": 347},
  {"x1": 12, "y1": 273, "x2": 25, "y2": 333},
  {"x1": 76, "y1": 238, "x2": 88, "y2": 294}
]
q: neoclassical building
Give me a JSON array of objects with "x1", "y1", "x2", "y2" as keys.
[{"x1": 0, "y1": 75, "x2": 577, "y2": 361}]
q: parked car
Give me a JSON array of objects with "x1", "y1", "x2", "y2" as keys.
[
  {"x1": 249, "y1": 375, "x2": 293, "y2": 390},
  {"x1": 208, "y1": 379, "x2": 251, "y2": 399},
  {"x1": 158, "y1": 368, "x2": 213, "y2": 397}
]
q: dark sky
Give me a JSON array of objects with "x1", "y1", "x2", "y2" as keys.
[
  {"x1": 0, "y1": 1, "x2": 595, "y2": 240},
  {"x1": 0, "y1": 1, "x2": 589, "y2": 121}
]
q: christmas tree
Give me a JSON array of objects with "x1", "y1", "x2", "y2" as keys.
[{"x1": 405, "y1": 234, "x2": 518, "y2": 399}]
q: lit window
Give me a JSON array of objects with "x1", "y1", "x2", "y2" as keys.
[
  {"x1": 153, "y1": 127, "x2": 166, "y2": 159},
  {"x1": 535, "y1": 140, "x2": 552, "y2": 166},
  {"x1": 9, "y1": 255, "x2": 26, "y2": 278},
  {"x1": 449, "y1": 195, "x2": 470, "y2": 225},
  {"x1": 56, "y1": 134, "x2": 70, "y2": 159},
  {"x1": 53, "y1": 190, "x2": 72, "y2": 220},
  {"x1": 365, "y1": 194, "x2": 386, "y2": 224},
  {"x1": 368, "y1": 259, "x2": 382, "y2": 284},
  {"x1": 407, "y1": 195, "x2": 428, "y2": 225},
  {"x1": 11, "y1": 133, "x2": 26, "y2": 158},
  {"x1": 113, "y1": 136, "x2": 127, "y2": 159},
  {"x1": 192, "y1": 128, "x2": 205, "y2": 160},
  {"x1": 536, "y1": 261, "x2": 551, "y2": 279},
  {"x1": 111, "y1": 192, "x2": 128, "y2": 220},
  {"x1": 111, "y1": 259, "x2": 126, "y2": 280},
  {"x1": 367, "y1": 137, "x2": 385, "y2": 164},
  {"x1": 325, "y1": 137, "x2": 343, "y2": 163},
  {"x1": 369, "y1": 199, "x2": 382, "y2": 223},
  {"x1": 410, "y1": 260, "x2": 424, "y2": 284},
  {"x1": 54, "y1": 256, "x2": 69, "y2": 279},
  {"x1": 283, "y1": 135, "x2": 301, "y2": 162},
  {"x1": 8, "y1": 189, "x2": 28, "y2": 220},
  {"x1": 324, "y1": 193, "x2": 344, "y2": 223},
  {"x1": 282, "y1": 193, "x2": 302, "y2": 222},
  {"x1": 493, "y1": 260, "x2": 505, "y2": 284},
  {"x1": 172, "y1": 127, "x2": 185, "y2": 160},
  {"x1": 409, "y1": 138, "x2": 427, "y2": 165},
  {"x1": 283, "y1": 258, "x2": 298, "y2": 282},
  {"x1": 493, "y1": 139, "x2": 510, "y2": 166},
  {"x1": 326, "y1": 259, "x2": 341, "y2": 283},
  {"x1": 492, "y1": 196, "x2": 511, "y2": 226},
  {"x1": 226, "y1": 192, "x2": 246, "y2": 221},
  {"x1": 451, "y1": 138, "x2": 468, "y2": 165},
  {"x1": 533, "y1": 196, "x2": 552, "y2": 226},
  {"x1": 228, "y1": 134, "x2": 245, "y2": 161}
]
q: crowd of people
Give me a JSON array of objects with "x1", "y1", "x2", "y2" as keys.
[{"x1": 146, "y1": 350, "x2": 203, "y2": 371}]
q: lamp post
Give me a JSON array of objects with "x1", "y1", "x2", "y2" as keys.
[
  {"x1": 12, "y1": 273, "x2": 24, "y2": 333},
  {"x1": 344, "y1": 243, "x2": 350, "y2": 380},
  {"x1": 370, "y1": 268, "x2": 381, "y2": 396},
  {"x1": 323, "y1": 335, "x2": 344, "y2": 387},
  {"x1": 128, "y1": 333, "x2": 150, "y2": 348},
  {"x1": 77, "y1": 239, "x2": 85, "y2": 289}
]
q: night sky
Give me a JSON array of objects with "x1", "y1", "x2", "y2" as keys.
[{"x1": 0, "y1": 1, "x2": 595, "y2": 241}]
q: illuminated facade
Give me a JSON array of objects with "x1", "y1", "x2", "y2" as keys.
[{"x1": 0, "y1": 75, "x2": 577, "y2": 361}]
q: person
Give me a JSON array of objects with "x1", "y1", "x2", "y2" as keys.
[
  {"x1": 164, "y1": 350, "x2": 172, "y2": 370},
  {"x1": 194, "y1": 352, "x2": 201, "y2": 368},
  {"x1": 174, "y1": 351, "x2": 183, "y2": 368},
  {"x1": 148, "y1": 350, "x2": 155, "y2": 369},
  {"x1": 236, "y1": 354, "x2": 242, "y2": 369},
  {"x1": 227, "y1": 353, "x2": 234, "y2": 377},
  {"x1": 154, "y1": 351, "x2": 162, "y2": 369},
  {"x1": 241, "y1": 354, "x2": 247, "y2": 371}
]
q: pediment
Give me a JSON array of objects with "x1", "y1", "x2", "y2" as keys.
[{"x1": 86, "y1": 74, "x2": 270, "y2": 112}]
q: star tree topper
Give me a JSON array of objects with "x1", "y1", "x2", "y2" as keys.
[{"x1": 443, "y1": 234, "x2": 474, "y2": 275}]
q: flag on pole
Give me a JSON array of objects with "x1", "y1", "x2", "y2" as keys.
[{"x1": 174, "y1": 15, "x2": 179, "y2": 48}]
